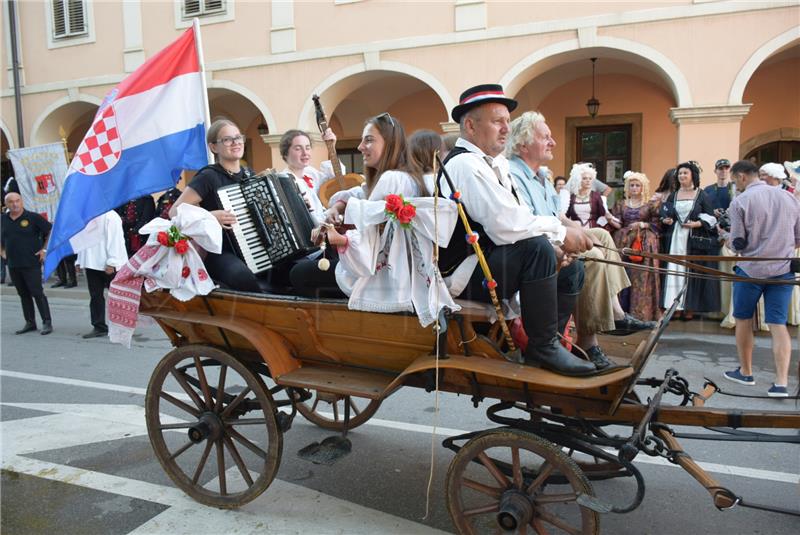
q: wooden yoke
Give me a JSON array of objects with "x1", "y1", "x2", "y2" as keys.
[{"x1": 312, "y1": 94, "x2": 364, "y2": 207}]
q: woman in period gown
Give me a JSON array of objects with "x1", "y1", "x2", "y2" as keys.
[
  {"x1": 611, "y1": 172, "x2": 662, "y2": 321},
  {"x1": 659, "y1": 162, "x2": 720, "y2": 319}
]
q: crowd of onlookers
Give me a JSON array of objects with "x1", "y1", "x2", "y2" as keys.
[{"x1": 541, "y1": 158, "x2": 799, "y2": 327}]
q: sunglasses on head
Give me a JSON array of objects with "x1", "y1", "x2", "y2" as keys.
[{"x1": 375, "y1": 112, "x2": 396, "y2": 129}]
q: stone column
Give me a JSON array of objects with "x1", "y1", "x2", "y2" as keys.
[{"x1": 669, "y1": 105, "x2": 751, "y2": 185}]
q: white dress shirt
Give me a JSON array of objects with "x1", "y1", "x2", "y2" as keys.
[
  {"x1": 439, "y1": 138, "x2": 566, "y2": 295},
  {"x1": 76, "y1": 210, "x2": 128, "y2": 271},
  {"x1": 282, "y1": 161, "x2": 343, "y2": 225}
]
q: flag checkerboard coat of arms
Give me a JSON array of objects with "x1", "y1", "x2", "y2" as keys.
[
  {"x1": 74, "y1": 100, "x2": 122, "y2": 175},
  {"x1": 44, "y1": 26, "x2": 209, "y2": 279}
]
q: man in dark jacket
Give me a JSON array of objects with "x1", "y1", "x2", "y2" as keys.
[{"x1": 1, "y1": 192, "x2": 53, "y2": 334}]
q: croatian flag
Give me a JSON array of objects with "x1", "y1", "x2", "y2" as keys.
[{"x1": 44, "y1": 25, "x2": 209, "y2": 279}]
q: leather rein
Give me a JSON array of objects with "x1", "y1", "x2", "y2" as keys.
[{"x1": 584, "y1": 244, "x2": 800, "y2": 286}]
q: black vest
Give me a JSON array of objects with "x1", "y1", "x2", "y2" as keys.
[{"x1": 435, "y1": 147, "x2": 499, "y2": 276}]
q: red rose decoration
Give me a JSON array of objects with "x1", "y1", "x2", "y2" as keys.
[
  {"x1": 397, "y1": 203, "x2": 416, "y2": 225},
  {"x1": 197, "y1": 268, "x2": 208, "y2": 281},
  {"x1": 385, "y1": 194, "x2": 403, "y2": 214},
  {"x1": 181, "y1": 266, "x2": 191, "y2": 278},
  {"x1": 157, "y1": 231, "x2": 170, "y2": 246},
  {"x1": 174, "y1": 239, "x2": 189, "y2": 255}
]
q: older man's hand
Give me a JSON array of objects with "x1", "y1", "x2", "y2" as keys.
[{"x1": 562, "y1": 227, "x2": 594, "y2": 255}]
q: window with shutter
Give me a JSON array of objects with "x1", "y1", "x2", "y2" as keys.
[
  {"x1": 51, "y1": 0, "x2": 87, "y2": 39},
  {"x1": 182, "y1": 0, "x2": 226, "y2": 19}
]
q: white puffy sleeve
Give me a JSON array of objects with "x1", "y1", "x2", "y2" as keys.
[
  {"x1": 338, "y1": 170, "x2": 419, "y2": 277},
  {"x1": 105, "y1": 211, "x2": 129, "y2": 268},
  {"x1": 329, "y1": 184, "x2": 366, "y2": 207},
  {"x1": 441, "y1": 156, "x2": 565, "y2": 245}
]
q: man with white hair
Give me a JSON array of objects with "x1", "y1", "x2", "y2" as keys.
[{"x1": 507, "y1": 111, "x2": 655, "y2": 367}]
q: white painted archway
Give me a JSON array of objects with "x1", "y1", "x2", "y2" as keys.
[
  {"x1": 30, "y1": 93, "x2": 103, "y2": 147},
  {"x1": 297, "y1": 60, "x2": 456, "y2": 131},
  {"x1": 207, "y1": 79, "x2": 277, "y2": 134},
  {"x1": 500, "y1": 36, "x2": 693, "y2": 108},
  {"x1": 0, "y1": 118, "x2": 15, "y2": 150},
  {"x1": 729, "y1": 26, "x2": 800, "y2": 105}
]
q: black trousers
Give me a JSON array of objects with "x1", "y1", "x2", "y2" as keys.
[
  {"x1": 460, "y1": 236, "x2": 567, "y2": 301},
  {"x1": 203, "y1": 251, "x2": 261, "y2": 292},
  {"x1": 289, "y1": 248, "x2": 345, "y2": 299},
  {"x1": 56, "y1": 254, "x2": 77, "y2": 284},
  {"x1": 9, "y1": 266, "x2": 51, "y2": 324},
  {"x1": 86, "y1": 268, "x2": 112, "y2": 329}
]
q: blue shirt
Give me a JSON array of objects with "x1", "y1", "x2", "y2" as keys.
[
  {"x1": 508, "y1": 155, "x2": 560, "y2": 217},
  {"x1": 703, "y1": 183, "x2": 734, "y2": 211}
]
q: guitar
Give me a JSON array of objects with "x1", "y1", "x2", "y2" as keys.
[{"x1": 312, "y1": 94, "x2": 364, "y2": 208}]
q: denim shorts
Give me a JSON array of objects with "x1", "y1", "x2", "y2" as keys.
[{"x1": 732, "y1": 266, "x2": 795, "y2": 324}]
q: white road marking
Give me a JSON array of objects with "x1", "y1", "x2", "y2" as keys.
[
  {"x1": 0, "y1": 403, "x2": 446, "y2": 534},
  {"x1": 3, "y1": 369, "x2": 798, "y2": 486}
]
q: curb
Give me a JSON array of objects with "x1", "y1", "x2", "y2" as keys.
[{"x1": 1, "y1": 280, "x2": 89, "y2": 301}]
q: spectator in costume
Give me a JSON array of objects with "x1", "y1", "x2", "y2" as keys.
[
  {"x1": 660, "y1": 162, "x2": 720, "y2": 320},
  {"x1": 610, "y1": 172, "x2": 662, "y2": 321},
  {"x1": 116, "y1": 195, "x2": 155, "y2": 256}
]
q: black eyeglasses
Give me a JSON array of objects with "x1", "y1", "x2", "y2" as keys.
[
  {"x1": 375, "y1": 112, "x2": 395, "y2": 129},
  {"x1": 215, "y1": 135, "x2": 245, "y2": 146}
]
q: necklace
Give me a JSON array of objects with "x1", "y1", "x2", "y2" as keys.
[
  {"x1": 626, "y1": 198, "x2": 643, "y2": 208},
  {"x1": 576, "y1": 191, "x2": 591, "y2": 201}
]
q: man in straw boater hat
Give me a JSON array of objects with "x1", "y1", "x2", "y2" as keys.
[{"x1": 436, "y1": 84, "x2": 598, "y2": 376}]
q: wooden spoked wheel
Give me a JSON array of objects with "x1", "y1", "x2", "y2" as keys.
[
  {"x1": 294, "y1": 390, "x2": 381, "y2": 431},
  {"x1": 145, "y1": 345, "x2": 283, "y2": 508},
  {"x1": 446, "y1": 429, "x2": 599, "y2": 535}
]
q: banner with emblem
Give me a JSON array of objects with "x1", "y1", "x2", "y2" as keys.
[
  {"x1": 43, "y1": 22, "x2": 210, "y2": 280},
  {"x1": 6, "y1": 142, "x2": 68, "y2": 222}
]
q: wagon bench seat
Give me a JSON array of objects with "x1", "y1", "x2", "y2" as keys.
[{"x1": 385, "y1": 354, "x2": 635, "y2": 397}]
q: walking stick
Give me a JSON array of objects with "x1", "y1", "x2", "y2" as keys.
[{"x1": 436, "y1": 155, "x2": 522, "y2": 363}]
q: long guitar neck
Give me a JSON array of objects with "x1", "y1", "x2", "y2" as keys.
[
  {"x1": 321, "y1": 123, "x2": 345, "y2": 187},
  {"x1": 313, "y1": 94, "x2": 345, "y2": 188}
]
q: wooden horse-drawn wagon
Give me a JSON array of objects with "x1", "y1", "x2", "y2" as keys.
[{"x1": 138, "y1": 285, "x2": 799, "y2": 534}]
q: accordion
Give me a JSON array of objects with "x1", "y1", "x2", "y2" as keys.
[{"x1": 217, "y1": 172, "x2": 317, "y2": 274}]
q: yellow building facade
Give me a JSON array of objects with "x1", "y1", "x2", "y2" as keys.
[{"x1": 2, "y1": 0, "x2": 799, "y2": 188}]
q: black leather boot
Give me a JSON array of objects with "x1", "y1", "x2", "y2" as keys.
[{"x1": 520, "y1": 276, "x2": 597, "y2": 376}]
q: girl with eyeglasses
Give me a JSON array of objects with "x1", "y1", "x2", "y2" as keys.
[
  {"x1": 289, "y1": 113, "x2": 435, "y2": 303},
  {"x1": 170, "y1": 119, "x2": 261, "y2": 292}
]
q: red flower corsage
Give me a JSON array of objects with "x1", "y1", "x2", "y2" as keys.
[
  {"x1": 384, "y1": 194, "x2": 417, "y2": 228},
  {"x1": 157, "y1": 225, "x2": 190, "y2": 255}
]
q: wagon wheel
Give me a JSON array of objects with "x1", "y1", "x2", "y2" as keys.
[
  {"x1": 446, "y1": 429, "x2": 599, "y2": 535},
  {"x1": 145, "y1": 345, "x2": 283, "y2": 508},
  {"x1": 294, "y1": 390, "x2": 381, "y2": 431}
]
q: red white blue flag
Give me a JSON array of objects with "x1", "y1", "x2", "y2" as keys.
[{"x1": 44, "y1": 25, "x2": 209, "y2": 279}]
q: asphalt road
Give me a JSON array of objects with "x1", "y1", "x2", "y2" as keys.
[{"x1": 1, "y1": 283, "x2": 798, "y2": 534}]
